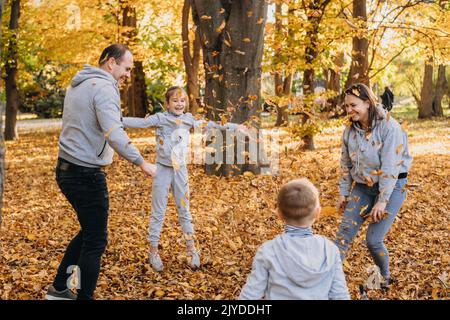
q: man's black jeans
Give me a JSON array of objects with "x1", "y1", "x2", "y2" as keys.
[{"x1": 53, "y1": 158, "x2": 109, "y2": 300}]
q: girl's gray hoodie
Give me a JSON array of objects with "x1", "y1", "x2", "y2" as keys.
[{"x1": 339, "y1": 105, "x2": 413, "y2": 202}]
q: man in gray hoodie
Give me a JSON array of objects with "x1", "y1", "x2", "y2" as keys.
[
  {"x1": 46, "y1": 44, "x2": 155, "y2": 300},
  {"x1": 239, "y1": 178, "x2": 350, "y2": 300}
]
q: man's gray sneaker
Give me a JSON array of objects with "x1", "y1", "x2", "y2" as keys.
[
  {"x1": 149, "y1": 251, "x2": 164, "y2": 272},
  {"x1": 45, "y1": 285, "x2": 77, "y2": 300}
]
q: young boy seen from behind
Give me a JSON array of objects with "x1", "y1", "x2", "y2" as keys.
[{"x1": 239, "y1": 178, "x2": 350, "y2": 300}]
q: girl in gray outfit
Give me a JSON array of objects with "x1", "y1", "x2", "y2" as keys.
[{"x1": 123, "y1": 86, "x2": 243, "y2": 271}]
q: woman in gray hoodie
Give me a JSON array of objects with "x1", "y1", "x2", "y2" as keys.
[{"x1": 335, "y1": 83, "x2": 412, "y2": 288}]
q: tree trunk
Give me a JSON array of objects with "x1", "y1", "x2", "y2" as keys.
[
  {"x1": 419, "y1": 57, "x2": 434, "y2": 119},
  {"x1": 344, "y1": 0, "x2": 370, "y2": 89},
  {"x1": 0, "y1": 0, "x2": 5, "y2": 226},
  {"x1": 301, "y1": 1, "x2": 330, "y2": 151},
  {"x1": 433, "y1": 65, "x2": 447, "y2": 117},
  {"x1": 324, "y1": 51, "x2": 344, "y2": 114},
  {"x1": 4, "y1": 0, "x2": 20, "y2": 141},
  {"x1": 193, "y1": 0, "x2": 268, "y2": 176},
  {"x1": 120, "y1": 3, "x2": 147, "y2": 117},
  {"x1": 274, "y1": 73, "x2": 292, "y2": 127},
  {"x1": 274, "y1": 3, "x2": 291, "y2": 127},
  {"x1": 182, "y1": 0, "x2": 201, "y2": 115}
]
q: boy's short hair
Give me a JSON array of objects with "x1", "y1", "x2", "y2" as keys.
[{"x1": 277, "y1": 178, "x2": 319, "y2": 223}]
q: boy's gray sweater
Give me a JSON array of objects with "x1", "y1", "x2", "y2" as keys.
[{"x1": 58, "y1": 65, "x2": 144, "y2": 168}]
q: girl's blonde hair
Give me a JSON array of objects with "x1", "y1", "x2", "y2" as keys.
[{"x1": 165, "y1": 86, "x2": 189, "y2": 109}]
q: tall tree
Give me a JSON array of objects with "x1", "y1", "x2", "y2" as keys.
[
  {"x1": 182, "y1": 0, "x2": 201, "y2": 115},
  {"x1": 433, "y1": 64, "x2": 447, "y2": 117},
  {"x1": 418, "y1": 57, "x2": 435, "y2": 118},
  {"x1": 120, "y1": 1, "x2": 148, "y2": 117},
  {"x1": 4, "y1": 0, "x2": 20, "y2": 141},
  {"x1": 273, "y1": 2, "x2": 292, "y2": 127},
  {"x1": 324, "y1": 51, "x2": 344, "y2": 113},
  {"x1": 0, "y1": 0, "x2": 5, "y2": 226},
  {"x1": 192, "y1": 0, "x2": 268, "y2": 176},
  {"x1": 344, "y1": 0, "x2": 370, "y2": 89},
  {"x1": 301, "y1": 0, "x2": 331, "y2": 150}
]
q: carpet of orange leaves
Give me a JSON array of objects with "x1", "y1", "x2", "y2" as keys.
[{"x1": 1, "y1": 118, "x2": 449, "y2": 300}]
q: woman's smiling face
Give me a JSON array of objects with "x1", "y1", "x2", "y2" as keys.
[{"x1": 344, "y1": 94, "x2": 370, "y2": 124}]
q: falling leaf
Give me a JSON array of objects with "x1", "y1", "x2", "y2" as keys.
[
  {"x1": 216, "y1": 20, "x2": 226, "y2": 33},
  {"x1": 359, "y1": 204, "x2": 369, "y2": 217},
  {"x1": 235, "y1": 50, "x2": 245, "y2": 55},
  {"x1": 243, "y1": 37, "x2": 251, "y2": 43},
  {"x1": 172, "y1": 158, "x2": 180, "y2": 171},
  {"x1": 364, "y1": 176, "x2": 374, "y2": 187},
  {"x1": 396, "y1": 144, "x2": 404, "y2": 154},
  {"x1": 257, "y1": 18, "x2": 264, "y2": 24},
  {"x1": 104, "y1": 124, "x2": 119, "y2": 139},
  {"x1": 247, "y1": 11, "x2": 253, "y2": 17},
  {"x1": 201, "y1": 15, "x2": 212, "y2": 20},
  {"x1": 321, "y1": 206, "x2": 339, "y2": 217}
]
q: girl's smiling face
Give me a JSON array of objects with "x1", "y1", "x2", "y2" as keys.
[{"x1": 166, "y1": 91, "x2": 187, "y2": 116}]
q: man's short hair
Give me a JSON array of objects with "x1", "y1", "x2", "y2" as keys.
[
  {"x1": 277, "y1": 178, "x2": 319, "y2": 222},
  {"x1": 98, "y1": 44, "x2": 131, "y2": 66}
]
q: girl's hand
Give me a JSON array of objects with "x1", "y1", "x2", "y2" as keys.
[
  {"x1": 371, "y1": 201, "x2": 387, "y2": 222},
  {"x1": 237, "y1": 124, "x2": 249, "y2": 133},
  {"x1": 336, "y1": 196, "x2": 348, "y2": 212}
]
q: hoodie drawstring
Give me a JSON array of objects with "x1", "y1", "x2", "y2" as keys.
[{"x1": 284, "y1": 225, "x2": 313, "y2": 238}]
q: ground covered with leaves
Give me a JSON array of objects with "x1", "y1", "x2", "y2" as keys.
[{"x1": 1, "y1": 117, "x2": 449, "y2": 300}]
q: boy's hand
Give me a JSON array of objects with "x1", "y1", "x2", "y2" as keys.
[
  {"x1": 336, "y1": 196, "x2": 348, "y2": 212},
  {"x1": 140, "y1": 161, "x2": 157, "y2": 177},
  {"x1": 370, "y1": 201, "x2": 387, "y2": 222}
]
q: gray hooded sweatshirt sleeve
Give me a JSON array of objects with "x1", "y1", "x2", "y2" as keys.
[
  {"x1": 93, "y1": 84, "x2": 144, "y2": 166},
  {"x1": 123, "y1": 112, "x2": 241, "y2": 167},
  {"x1": 58, "y1": 64, "x2": 143, "y2": 167}
]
